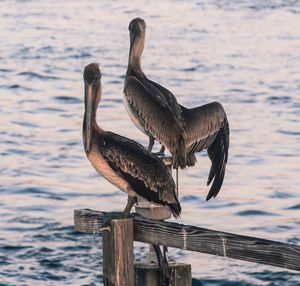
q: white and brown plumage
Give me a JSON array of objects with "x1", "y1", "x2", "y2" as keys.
[
  {"x1": 83, "y1": 63, "x2": 181, "y2": 217},
  {"x1": 123, "y1": 18, "x2": 230, "y2": 200}
]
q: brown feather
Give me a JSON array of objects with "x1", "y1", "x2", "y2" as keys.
[{"x1": 124, "y1": 76, "x2": 186, "y2": 167}]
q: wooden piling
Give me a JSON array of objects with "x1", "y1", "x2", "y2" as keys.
[
  {"x1": 102, "y1": 218, "x2": 134, "y2": 286},
  {"x1": 135, "y1": 262, "x2": 192, "y2": 286}
]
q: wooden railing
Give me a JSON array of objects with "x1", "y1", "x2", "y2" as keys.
[{"x1": 74, "y1": 209, "x2": 300, "y2": 285}]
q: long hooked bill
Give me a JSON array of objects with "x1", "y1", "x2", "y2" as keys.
[{"x1": 84, "y1": 83, "x2": 94, "y2": 154}]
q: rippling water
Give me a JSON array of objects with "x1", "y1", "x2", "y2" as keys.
[{"x1": 1, "y1": 1, "x2": 300, "y2": 285}]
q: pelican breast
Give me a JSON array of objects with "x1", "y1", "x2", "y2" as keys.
[{"x1": 87, "y1": 143, "x2": 135, "y2": 196}]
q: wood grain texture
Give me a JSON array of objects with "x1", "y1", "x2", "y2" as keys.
[
  {"x1": 102, "y1": 218, "x2": 134, "y2": 286},
  {"x1": 135, "y1": 262, "x2": 192, "y2": 286},
  {"x1": 74, "y1": 209, "x2": 300, "y2": 272}
]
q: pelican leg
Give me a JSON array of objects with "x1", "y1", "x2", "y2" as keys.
[
  {"x1": 147, "y1": 136, "x2": 155, "y2": 152},
  {"x1": 122, "y1": 196, "x2": 136, "y2": 218},
  {"x1": 155, "y1": 144, "x2": 165, "y2": 156},
  {"x1": 176, "y1": 168, "x2": 179, "y2": 196},
  {"x1": 163, "y1": 245, "x2": 170, "y2": 283},
  {"x1": 163, "y1": 245, "x2": 168, "y2": 265},
  {"x1": 153, "y1": 244, "x2": 169, "y2": 286},
  {"x1": 151, "y1": 145, "x2": 166, "y2": 157}
]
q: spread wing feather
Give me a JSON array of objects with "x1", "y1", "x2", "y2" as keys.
[
  {"x1": 181, "y1": 102, "x2": 226, "y2": 148},
  {"x1": 181, "y1": 102, "x2": 230, "y2": 199},
  {"x1": 206, "y1": 119, "x2": 229, "y2": 200}
]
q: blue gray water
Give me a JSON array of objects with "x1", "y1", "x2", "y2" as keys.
[{"x1": 1, "y1": 0, "x2": 300, "y2": 285}]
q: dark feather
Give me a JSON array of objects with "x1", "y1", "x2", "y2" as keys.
[
  {"x1": 206, "y1": 118, "x2": 229, "y2": 200},
  {"x1": 97, "y1": 131, "x2": 181, "y2": 217},
  {"x1": 181, "y1": 102, "x2": 230, "y2": 199}
]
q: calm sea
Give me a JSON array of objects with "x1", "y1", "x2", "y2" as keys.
[{"x1": 0, "y1": 0, "x2": 299, "y2": 285}]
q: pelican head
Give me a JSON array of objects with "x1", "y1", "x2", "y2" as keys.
[
  {"x1": 129, "y1": 18, "x2": 146, "y2": 40},
  {"x1": 83, "y1": 63, "x2": 101, "y2": 154},
  {"x1": 128, "y1": 18, "x2": 146, "y2": 69}
]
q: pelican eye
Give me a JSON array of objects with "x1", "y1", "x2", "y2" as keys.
[{"x1": 93, "y1": 74, "x2": 99, "y2": 83}]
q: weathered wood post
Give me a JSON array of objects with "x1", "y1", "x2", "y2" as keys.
[
  {"x1": 134, "y1": 156, "x2": 192, "y2": 286},
  {"x1": 102, "y1": 218, "x2": 134, "y2": 286}
]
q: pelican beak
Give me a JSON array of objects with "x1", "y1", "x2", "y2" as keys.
[
  {"x1": 84, "y1": 82, "x2": 94, "y2": 154},
  {"x1": 129, "y1": 32, "x2": 135, "y2": 53}
]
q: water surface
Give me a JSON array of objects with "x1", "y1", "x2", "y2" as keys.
[{"x1": 0, "y1": 1, "x2": 300, "y2": 285}]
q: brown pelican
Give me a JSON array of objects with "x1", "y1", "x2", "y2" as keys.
[
  {"x1": 124, "y1": 18, "x2": 230, "y2": 200},
  {"x1": 83, "y1": 63, "x2": 178, "y2": 285},
  {"x1": 83, "y1": 63, "x2": 181, "y2": 218}
]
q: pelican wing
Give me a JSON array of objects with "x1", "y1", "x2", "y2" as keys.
[
  {"x1": 125, "y1": 76, "x2": 172, "y2": 110},
  {"x1": 147, "y1": 79, "x2": 183, "y2": 124},
  {"x1": 99, "y1": 131, "x2": 181, "y2": 216},
  {"x1": 181, "y1": 102, "x2": 230, "y2": 200},
  {"x1": 124, "y1": 76, "x2": 185, "y2": 154}
]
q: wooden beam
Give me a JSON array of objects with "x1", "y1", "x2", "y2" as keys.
[
  {"x1": 74, "y1": 209, "x2": 300, "y2": 272},
  {"x1": 102, "y1": 218, "x2": 134, "y2": 286}
]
